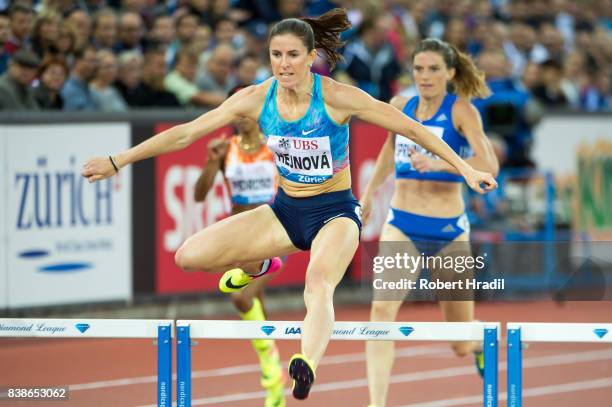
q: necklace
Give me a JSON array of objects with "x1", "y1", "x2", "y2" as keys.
[{"x1": 239, "y1": 133, "x2": 265, "y2": 153}]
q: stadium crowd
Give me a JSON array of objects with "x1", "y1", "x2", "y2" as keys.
[{"x1": 0, "y1": 0, "x2": 609, "y2": 123}]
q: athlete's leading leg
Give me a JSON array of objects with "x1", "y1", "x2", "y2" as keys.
[
  {"x1": 367, "y1": 224, "x2": 419, "y2": 407},
  {"x1": 289, "y1": 217, "x2": 359, "y2": 399},
  {"x1": 175, "y1": 205, "x2": 297, "y2": 272}
]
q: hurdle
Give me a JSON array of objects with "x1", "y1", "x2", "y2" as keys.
[
  {"x1": 506, "y1": 322, "x2": 612, "y2": 407},
  {"x1": 175, "y1": 320, "x2": 500, "y2": 407},
  {"x1": 0, "y1": 318, "x2": 174, "y2": 407}
]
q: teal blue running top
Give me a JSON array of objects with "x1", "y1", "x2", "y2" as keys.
[{"x1": 258, "y1": 73, "x2": 350, "y2": 185}]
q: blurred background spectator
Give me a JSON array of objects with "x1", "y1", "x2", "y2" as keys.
[
  {"x1": 164, "y1": 46, "x2": 225, "y2": 108},
  {"x1": 0, "y1": 48, "x2": 39, "y2": 109},
  {"x1": 33, "y1": 55, "x2": 67, "y2": 109},
  {"x1": 6, "y1": 2, "x2": 34, "y2": 54},
  {"x1": 90, "y1": 48, "x2": 127, "y2": 111},
  {"x1": 0, "y1": 12, "x2": 10, "y2": 74},
  {"x1": 127, "y1": 45, "x2": 180, "y2": 107},
  {"x1": 114, "y1": 49, "x2": 143, "y2": 102},
  {"x1": 61, "y1": 44, "x2": 98, "y2": 111}
]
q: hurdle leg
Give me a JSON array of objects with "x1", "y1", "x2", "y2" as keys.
[
  {"x1": 483, "y1": 327, "x2": 498, "y2": 407},
  {"x1": 177, "y1": 325, "x2": 192, "y2": 407},
  {"x1": 507, "y1": 328, "x2": 522, "y2": 407},
  {"x1": 157, "y1": 324, "x2": 172, "y2": 407}
]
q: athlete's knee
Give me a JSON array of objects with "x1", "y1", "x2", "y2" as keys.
[
  {"x1": 174, "y1": 245, "x2": 199, "y2": 271},
  {"x1": 370, "y1": 301, "x2": 401, "y2": 322},
  {"x1": 304, "y1": 269, "x2": 335, "y2": 299}
]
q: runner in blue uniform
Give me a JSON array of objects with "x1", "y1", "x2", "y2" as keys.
[
  {"x1": 360, "y1": 38, "x2": 500, "y2": 407},
  {"x1": 82, "y1": 11, "x2": 497, "y2": 401}
]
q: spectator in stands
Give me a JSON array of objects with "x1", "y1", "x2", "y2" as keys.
[
  {"x1": 197, "y1": 43, "x2": 236, "y2": 96},
  {"x1": 114, "y1": 49, "x2": 143, "y2": 103},
  {"x1": 66, "y1": 9, "x2": 92, "y2": 52},
  {"x1": 61, "y1": 45, "x2": 98, "y2": 111},
  {"x1": 56, "y1": 24, "x2": 77, "y2": 63},
  {"x1": 235, "y1": 52, "x2": 259, "y2": 86},
  {"x1": 30, "y1": 9, "x2": 61, "y2": 60},
  {"x1": 164, "y1": 46, "x2": 225, "y2": 107},
  {"x1": 538, "y1": 23, "x2": 566, "y2": 62},
  {"x1": 506, "y1": 21, "x2": 548, "y2": 77},
  {"x1": 532, "y1": 58, "x2": 570, "y2": 108},
  {"x1": 278, "y1": 0, "x2": 305, "y2": 19},
  {"x1": 474, "y1": 49, "x2": 542, "y2": 168},
  {"x1": 187, "y1": 0, "x2": 213, "y2": 25},
  {"x1": 0, "y1": 13, "x2": 10, "y2": 75},
  {"x1": 209, "y1": 0, "x2": 232, "y2": 26},
  {"x1": 0, "y1": 48, "x2": 40, "y2": 110},
  {"x1": 149, "y1": 14, "x2": 175, "y2": 48},
  {"x1": 34, "y1": 56, "x2": 68, "y2": 109},
  {"x1": 92, "y1": 8, "x2": 118, "y2": 50},
  {"x1": 167, "y1": 13, "x2": 199, "y2": 68},
  {"x1": 231, "y1": 0, "x2": 278, "y2": 26},
  {"x1": 580, "y1": 67, "x2": 611, "y2": 111},
  {"x1": 337, "y1": 14, "x2": 401, "y2": 102},
  {"x1": 443, "y1": 18, "x2": 468, "y2": 52},
  {"x1": 193, "y1": 24, "x2": 212, "y2": 55},
  {"x1": 115, "y1": 11, "x2": 144, "y2": 53},
  {"x1": 90, "y1": 49, "x2": 128, "y2": 112},
  {"x1": 521, "y1": 61, "x2": 540, "y2": 93},
  {"x1": 6, "y1": 2, "x2": 34, "y2": 54},
  {"x1": 128, "y1": 45, "x2": 180, "y2": 107},
  {"x1": 212, "y1": 17, "x2": 238, "y2": 49}
]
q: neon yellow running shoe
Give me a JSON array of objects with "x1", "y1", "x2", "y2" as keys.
[
  {"x1": 288, "y1": 353, "x2": 315, "y2": 400},
  {"x1": 219, "y1": 257, "x2": 283, "y2": 293},
  {"x1": 260, "y1": 344, "x2": 283, "y2": 388},
  {"x1": 474, "y1": 349, "x2": 484, "y2": 378},
  {"x1": 264, "y1": 379, "x2": 285, "y2": 407},
  {"x1": 260, "y1": 345, "x2": 285, "y2": 406},
  {"x1": 219, "y1": 268, "x2": 252, "y2": 293}
]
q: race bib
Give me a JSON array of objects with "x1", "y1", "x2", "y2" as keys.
[
  {"x1": 225, "y1": 161, "x2": 277, "y2": 204},
  {"x1": 267, "y1": 135, "x2": 333, "y2": 184},
  {"x1": 395, "y1": 125, "x2": 445, "y2": 166}
]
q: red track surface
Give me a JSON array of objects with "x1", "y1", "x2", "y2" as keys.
[{"x1": 1, "y1": 301, "x2": 611, "y2": 406}]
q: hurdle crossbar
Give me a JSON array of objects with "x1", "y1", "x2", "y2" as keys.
[
  {"x1": 506, "y1": 322, "x2": 612, "y2": 407},
  {"x1": 0, "y1": 318, "x2": 174, "y2": 407},
  {"x1": 176, "y1": 320, "x2": 500, "y2": 407}
]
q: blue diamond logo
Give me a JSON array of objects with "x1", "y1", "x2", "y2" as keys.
[
  {"x1": 594, "y1": 328, "x2": 608, "y2": 339},
  {"x1": 261, "y1": 325, "x2": 276, "y2": 336},
  {"x1": 399, "y1": 326, "x2": 414, "y2": 337},
  {"x1": 75, "y1": 323, "x2": 90, "y2": 333}
]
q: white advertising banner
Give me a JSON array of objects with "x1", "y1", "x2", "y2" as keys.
[
  {"x1": 533, "y1": 116, "x2": 612, "y2": 175},
  {"x1": 4, "y1": 124, "x2": 132, "y2": 308},
  {"x1": 0, "y1": 131, "x2": 7, "y2": 309}
]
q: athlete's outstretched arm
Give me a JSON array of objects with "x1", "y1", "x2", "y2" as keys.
[
  {"x1": 82, "y1": 86, "x2": 261, "y2": 183},
  {"x1": 330, "y1": 83, "x2": 497, "y2": 194},
  {"x1": 410, "y1": 99, "x2": 499, "y2": 177}
]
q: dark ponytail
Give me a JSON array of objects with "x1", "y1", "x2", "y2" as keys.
[
  {"x1": 269, "y1": 8, "x2": 351, "y2": 70},
  {"x1": 414, "y1": 38, "x2": 491, "y2": 99}
]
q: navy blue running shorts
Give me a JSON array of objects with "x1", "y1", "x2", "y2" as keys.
[{"x1": 269, "y1": 188, "x2": 362, "y2": 250}]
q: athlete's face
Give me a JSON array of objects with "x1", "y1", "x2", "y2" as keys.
[
  {"x1": 413, "y1": 51, "x2": 455, "y2": 98},
  {"x1": 269, "y1": 33, "x2": 316, "y2": 89}
]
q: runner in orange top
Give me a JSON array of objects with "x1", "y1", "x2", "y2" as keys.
[{"x1": 194, "y1": 87, "x2": 285, "y2": 407}]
